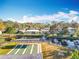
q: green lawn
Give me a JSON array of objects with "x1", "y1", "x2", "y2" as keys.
[{"x1": 0, "y1": 38, "x2": 5, "y2": 43}]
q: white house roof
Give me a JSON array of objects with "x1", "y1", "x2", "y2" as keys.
[
  {"x1": 26, "y1": 30, "x2": 40, "y2": 32},
  {"x1": 68, "y1": 27, "x2": 75, "y2": 29},
  {"x1": 0, "y1": 31, "x2": 2, "y2": 34}
]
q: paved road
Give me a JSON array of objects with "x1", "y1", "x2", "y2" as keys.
[{"x1": 0, "y1": 54, "x2": 43, "y2": 59}]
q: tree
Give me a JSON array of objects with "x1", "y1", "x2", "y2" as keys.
[
  {"x1": 5, "y1": 27, "x2": 16, "y2": 34},
  {"x1": 0, "y1": 22, "x2": 5, "y2": 30},
  {"x1": 71, "y1": 50, "x2": 79, "y2": 59}
]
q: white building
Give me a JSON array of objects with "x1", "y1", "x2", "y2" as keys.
[
  {"x1": 0, "y1": 31, "x2": 2, "y2": 34},
  {"x1": 25, "y1": 29, "x2": 41, "y2": 34},
  {"x1": 19, "y1": 29, "x2": 26, "y2": 33},
  {"x1": 41, "y1": 28, "x2": 49, "y2": 33},
  {"x1": 67, "y1": 27, "x2": 76, "y2": 35}
]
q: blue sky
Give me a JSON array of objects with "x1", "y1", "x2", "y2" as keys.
[{"x1": 0, "y1": 0, "x2": 79, "y2": 23}]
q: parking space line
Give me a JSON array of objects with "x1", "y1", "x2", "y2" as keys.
[
  {"x1": 22, "y1": 46, "x2": 27, "y2": 54},
  {"x1": 15, "y1": 45, "x2": 23, "y2": 54},
  {"x1": 37, "y1": 44, "x2": 39, "y2": 54},
  {"x1": 37, "y1": 44, "x2": 42, "y2": 54},
  {"x1": 30, "y1": 44, "x2": 34, "y2": 54},
  {"x1": 7, "y1": 45, "x2": 18, "y2": 55},
  {"x1": 39, "y1": 44, "x2": 42, "y2": 53},
  {"x1": 39, "y1": 44, "x2": 43, "y2": 59}
]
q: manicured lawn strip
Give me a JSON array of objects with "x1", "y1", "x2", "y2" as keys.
[
  {"x1": 0, "y1": 42, "x2": 17, "y2": 55},
  {"x1": 0, "y1": 38, "x2": 5, "y2": 43}
]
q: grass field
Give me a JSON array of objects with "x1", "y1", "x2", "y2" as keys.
[{"x1": 0, "y1": 38, "x2": 5, "y2": 43}]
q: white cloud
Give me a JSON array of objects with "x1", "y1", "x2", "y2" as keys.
[
  {"x1": 7, "y1": 18, "x2": 16, "y2": 22},
  {"x1": 8, "y1": 10, "x2": 79, "y2": 23},
  {"x1": 69, "y1": 10, "x2": 79, "y2": 14},
  {"x1": 18, "y1": 15, "x2": 54, "y2": 23}
]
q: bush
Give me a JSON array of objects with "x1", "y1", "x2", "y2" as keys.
[
  {"x1": 0, "y1": 38, "x2": 5, "y2": 42},
  {"x1": 5, "y1": 38, "x2": 12, "y2": 41},
  {"x1": 12, "y1": 38, "x2": 16, "y2": 40},
  {"x1": 4, "y1": 27, "x2": 16, "y2": 34},
  {"x1": 71, "y1": 50, "x2": 79, "y2": 59}
]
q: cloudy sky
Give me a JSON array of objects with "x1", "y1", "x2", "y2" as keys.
[{"x1": 0, "y1": 0, "x2": 79, "y2": 23}]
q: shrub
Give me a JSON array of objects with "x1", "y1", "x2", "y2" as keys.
[
  {"x1": 5, "y1": 38, "x2": 12, "y2": 41},
  {"x1": 71, "y1": 50, "x2": 79, "y2": 59}
]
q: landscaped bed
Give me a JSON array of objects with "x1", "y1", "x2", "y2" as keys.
[
  {"x1": 41, "y1": 42, "x2": 72, "y2": 59},
  {"x1": 0, "y1": 38, "x2": 5, "y2": 43},
  {"x1": 0, "y1": 42, "x2": 17, "y2": 55}
]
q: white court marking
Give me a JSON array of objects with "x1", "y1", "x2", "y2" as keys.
[
  {"x1": 22, "y1": 45, "x2": 28, "y2": 54},
  {"x1": 7, "y1": 45, "x2": 18, "y2": 55},
  {"x1": 39, "y1": 44, "x2": 43, "y2": 59},
  {"x1": 37, "y1": 44, "x2": 42, "y2": 54},
  {"x1": 15, "y1": 45, "x2": 23, "y2": 54},
  {"x1": 37, "y1": 44, "x2": 39, "y2": 53},
  {"x1": 39, "y1": 44, "x2": 42, "y2": 53},
  {"x1": 30, "y1": 44, "x2": 34, "y2": 54}
]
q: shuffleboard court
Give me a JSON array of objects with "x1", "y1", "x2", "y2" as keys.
[
  {"x1": 7, "y1": 44, "x2": 41, "y2": 55},
  {"x1": 32, "y1": 44, "x2": 37, "y2": 54},
  {"x1": 24, "y1": 45, "x2": 32, "y2": 54},
  {"x1": 16, "y1": 45, "x2": 27, "y2": 55},
  {"x1": 8, "y1": 45, "x2": 22, "y2": 55}
]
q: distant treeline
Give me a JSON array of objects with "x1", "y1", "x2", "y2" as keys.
[{"x1": 0, "y1": 20, "x2": 49, "y2": 34}]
